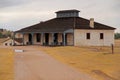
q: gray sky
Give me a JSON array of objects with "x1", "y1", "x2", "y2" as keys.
[{"x1": 0, "y1": 0, "x2": 120, "y2": 32}]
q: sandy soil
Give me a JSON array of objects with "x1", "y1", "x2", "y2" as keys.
[{"x1": 14, "y1": 46, "x2": 96, "y2": 80}]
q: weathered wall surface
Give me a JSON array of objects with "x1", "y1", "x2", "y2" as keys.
[
  {"x1": 67, "y1": 33, "x2": 73, "y2": 45},
  {"x1": 23, "y1": 34, "x2": 28, "y2": 45},
  {"x1": 15, "y1": 33, "x2": 23, "y2": 38},
  {"x1": 74, "y1": 29, "x2": 114, "y2": 46}
]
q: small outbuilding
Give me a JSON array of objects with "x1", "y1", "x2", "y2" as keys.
[{"x1": 2, "y1": 38, "x2": 23, "y2": 46}]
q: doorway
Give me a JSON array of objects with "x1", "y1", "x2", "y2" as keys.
[
  {"x1": 36, "y1": 33, "x2": 41, "y2": 42},
  {"x1": 28, "y1": 34, "x2": 32, "y2": 44},
  {"x1": 65, "y1": 34, "x2": 67, "y2": 45},
  {"x1": 45, "y1": 33, "x2": 49, "y2": 45},
  {"x1": 54, "y1": 33, "x2": 58, "y2": 45}
]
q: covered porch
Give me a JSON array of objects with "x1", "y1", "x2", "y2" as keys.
[{"x1": 14, "y1": 31, "x2": 74, "y2": 46}]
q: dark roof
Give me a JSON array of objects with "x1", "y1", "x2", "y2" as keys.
[
  {"x1": 2, "y1": 38, "x2": 22, "y2": 43},
  {"x1": 56, "y1": 9, "x2": 80, "y2": 13},
  {"x1": 15, "y1": 17, "x2": 116, "y2": 33}
]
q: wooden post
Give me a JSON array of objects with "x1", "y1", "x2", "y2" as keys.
[
  {"x1": 52, "y1": 33, "x2": 54, "y2": 46},
  {"x1": 73, "y1": 32, "x2": 74, "y2": 46},
  {"x1": 41, "y1": 33, "x2": 44, "y2": 45},
  {"x1": 22, "y1": 33, "x2": 24, "y2": 45},
  {"x1": 63, "y1": 33, "x2": 66, "y2": 46},
  {"x1": 111, "y1": 44, "x2": 114, "y2": 54}
]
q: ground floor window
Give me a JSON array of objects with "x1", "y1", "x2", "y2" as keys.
[
  {"x1": 100, "y1": 33, "x2": 104, "y2": 39},
  {"x1": 86, "y1": 33, "x2": 90, "y2": 39}
]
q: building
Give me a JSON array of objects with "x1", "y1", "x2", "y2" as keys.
[
  {"x1": 14, "y1": 9, "x2": 116, "y2": 46},
  {"x1": 2, "y1": 38, "x2": 22, "y2": 46},
  {"x1": 0, "y1": 29, "x2": 4, "y2": 32}
]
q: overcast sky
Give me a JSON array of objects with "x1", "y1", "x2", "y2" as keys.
[{"x1": 0, "y1": 0, "x2": 120, "y2": 32}]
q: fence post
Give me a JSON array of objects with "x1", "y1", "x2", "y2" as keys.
[{"x1": 111, "y1": 44, "x2": 114, "y2": 54}]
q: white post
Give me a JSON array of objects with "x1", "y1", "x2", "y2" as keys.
[
  {"x1": 63, "y1": 33, "x2": 66, "y2": 46},
  {"x1": 22, "y1": 33, "x2": 24, "y2": 45},
  {"x1": 41, "y1": 33, "x2": 44, "y2": 45}
]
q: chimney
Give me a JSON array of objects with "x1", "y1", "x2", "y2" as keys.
[{"x1": 90, "y1": 18, "x2": 94, "y2": 28}]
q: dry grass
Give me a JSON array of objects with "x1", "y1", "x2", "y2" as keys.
[
  {"x1": 0, "y1": 48, "x2": 14, "y2": 80},
  {"x1": 40, "y1": 40, "x2": 120, "y2": 80},
  {"x1": 115, "y1": 39, "x2": 120, "y2": 47}
]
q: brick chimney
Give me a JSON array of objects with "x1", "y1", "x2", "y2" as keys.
[{"x1": 90, "y1": 18, "x2": 94, "y2": 28}]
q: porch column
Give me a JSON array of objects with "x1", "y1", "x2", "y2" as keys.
[
  {"x1": 52, "y1": 33, "x2": 54, "y2": 45},
  {"x1": 22, "y1": 33, "x2": 25, "y2": 45},
  {"x1": 13, "y1": 33, "x2": 16, "y2": 46},
  {"x1": 63, "y1": 33, "x2": 66, "y2": 46},
  {"x1": 41, "y1": 33, "x2": 44, "y2": 45},
  {"x1": 73, "y1": 32, "x2": 74, "y2": 46},
  {"x1": 31, "y1": 33, "x2": 34, "y2": 45}
]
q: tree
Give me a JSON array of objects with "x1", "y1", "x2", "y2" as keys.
[
  {"x1": 0, "y1": 32, "x2": 2, "y2": 38},
  {"x1": 0, "y1": 29, "x2": 13, "y2": 38},
  {"x1": 115, "y1": 33, "x2": 120, "y2": 39}
]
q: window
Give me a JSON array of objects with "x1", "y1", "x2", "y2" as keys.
[
  {"x1": 5, "y1": 43, "x2": 7, "y2": 46},
  {"x1": 100, "y1": 33, "x2": 104, "y2": 39},
  {"x1": 36, "y1": 33, "x2": 41, "y2": 42},
  {"x1": 86, "y1": 33, "x2": 90, "y2": 39}
]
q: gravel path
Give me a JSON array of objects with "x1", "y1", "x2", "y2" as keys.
[{"x1": 14, "y1": 46, "x2": 96, "y2": 80}]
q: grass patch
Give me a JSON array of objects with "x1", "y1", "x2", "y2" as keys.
[
  {"x1": 40, "y1": 46, "x2": 120, "y2": 80},
  {"x1": 0, "y1": 48, "x2": 14, "y2": 80}
]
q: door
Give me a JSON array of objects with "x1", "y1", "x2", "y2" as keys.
[
  {"x1": 28, "y1": 34, "x2": 32, "y2": 44},
  {"x1": 45, "y1": 33, "x2": 49, "y2": 45},
  {"x1": 54, "y1": 33, "x2": 58, "y2": 45}
]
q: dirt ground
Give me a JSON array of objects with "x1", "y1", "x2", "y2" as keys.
[
  {"x1": 39, "y1": 40, "x2": 120, "y2": 80},
  {"x1": 14, "y1": 46, "x2": 96, "y2": 80},
  {"x1": 0, "y1": 39, "x2": 120, "y2": 80}
]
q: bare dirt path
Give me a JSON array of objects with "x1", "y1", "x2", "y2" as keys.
[{"x1": 14, "y1": 46, "x2": 96, "y2": 80}]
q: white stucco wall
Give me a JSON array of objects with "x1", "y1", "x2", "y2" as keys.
[
  {"x1": 58, "y1": 33, "x2": 62, "y2": 42},
  {"x1": 67, "y1": 33, "x2": 73, "y2": 45},
  {"x1": 23, "y1": 34, "x2": 29, "y2": 45},
  {"x1": 74, "y1": 29, "x2": 114, "y2": 46},
  {"x1": 33, "y1": 34, "x2": 41, "y2": 45},
  {"x1": 15, "y1": 33, "x2": 23, "y2": 38}
]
